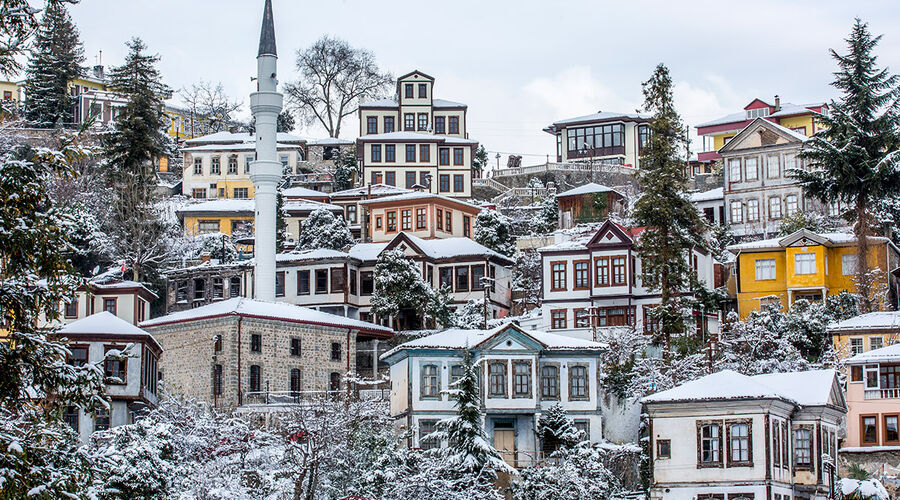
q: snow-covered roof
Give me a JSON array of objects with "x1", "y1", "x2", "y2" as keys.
[
  {"x1": 357, "y1": 131, "x2": 476, "y2": 145},
  {"x1": 397, "y1": 233, "x2": 513, "y2": 263},
  {"x1": 381, "y1": 322, "x2": 604, "y2": 360},
  {"x1": 829, "y1": 312, "x2": 900, "y2": 333},
  {"x1": 181, "y1": 142, "x2": 303, "y2": 152},
  {"x1": 432, "y1": 98, "x2": 467, "y2": 108},
  {"x1": 689, "y1": 187, "x2": 724, "y2": 203},
  {"x1": 282, "y1": 186, "x2": 329, "y2": 199},
  {"x1": 329, "y1": 184, "x2": 412, "y2": 198},
  {"x1": 184, "y1": 131, "x2": 305, "y2": 146},
  {"x1": 726, "y1": 230, "x2": 879, "y2": 252},
  {"x1": 696, "y1": 110, "x2": 749, "y2": 129},
  {"x1": 549, "y1": 111, "x2": 651, "y2": 128},
  {"x1": 59, "y1": 311, "x2": 149, "y2": 337},
  {"x1": 348, "y1": 242, "x2": 388, "y2": 262},
  {"x1": 140, "y1": 297, "x2": 392, "y2": 335},
  {"x1": 359, "y1": 97, "x2": 398, "y2": 108},
  {"x1": 643, "y1": 369, "x2": 837, "y2": 406},
  {"x1": 537, "y1": 235, "x2": 591, "y2": 252},
  {"x1": 847, "y1": 342, "x2": 900, "y2": 364},
  {"x1": 769, "y1": 102, "x2": 826, "y2": 118},
  {"x1": 276, "y1": 248, "x2": 353, "y2": 263},
  {"x1": 357, "y1": 191, "x2": 481, "y2": 211},
  {"x1": 309, "y1": 137, "x2": 354, "y2": 146},
  {"x1": 764, "y1": 119, "x2": 812, "y2": 142},
  {"x1": 555, "y1": 183, "x2": 623, "y2": 198},
  {"x1": 177, "y1": 198, "x2": 340, "y2": 215},
  {"x1": 283, "y1": 199, "x2": 343, "y2": 213}
]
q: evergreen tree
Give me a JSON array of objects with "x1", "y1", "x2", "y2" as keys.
[
  {"x1": 332, "y1": 149, "x2": 359, "y2": 191},
  {"x1": 0, "y1": 123, "x2": 107, "y2": 497},
  {"x1": 792, "y1": 19, "x2": 900, "y2": 312},
  {"x1": 23, "y1": 1, "x2": 83, "y2": 127},
  {"x1": 530, "y1": 196, "x2": 558, "y2": 233},
  {"x1": 631, "y1": 64, "x2": 707, "y2": 347},
  {"x1": 473, "y1": 209, "x2": 515, "y2": 257},
  {"x1": 472, "y1": 145, "x2": 489, "y2": 177},
  {"x1": 277, "y1": 110, "x2": 295, "y2": 132},
  {"x1": 101, "y1": 38, "x2": 172, "y2": 283},
  {"x1": 297, "y1": 207, "x2": 353, "y2": 251},
  {"x1": 276, "y1": 186, "x2": 287, "y2": 252},
  {"x1": 371, "y1": 250, "x2": 445, "y2": 331},
  {"x1": 536, "y1": 403, "x2": 582, "y2": 453},
  {"x1": 428, "y1": 349, "x2": 511, "y2": 490}
]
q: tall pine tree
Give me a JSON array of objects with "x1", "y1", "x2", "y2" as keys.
[
  {"x1": 631, "y1": 64, "x2": 707, "y2": 348},
  {"x1": 23, "y1": 1, "x2": 84, "y2": 127},
  {"x1": 102, "y1": 38, "x2": 172, "y2": 283},
  {"x1": 791, "y1": 19, "x2": 900, "y2": 312}
]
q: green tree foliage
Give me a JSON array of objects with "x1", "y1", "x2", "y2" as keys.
[
  {"x1": 0, "y1": 123, "x2": 107, "y2": 498},
  {"x1": 530, "y1": 195, "x2": 558, "y2": 233},
  {"x1": 370, "y1": 249, "x2": 449, "y2": 330},
  {"x1": 632, "y1": 64, "x2": 707, "y2": 345},
  {"x1": 332, "y1": 148, "x2": 359, "y2": 191},
  {"x1": 23, "y1": 1, "x2": 83, "y2": 127},
  {"x1": 792, "y1": 19, "x2": 900, "y2": 312},
  {"x1": 778, "y1": 210, "x2": 835, "y2": 236},
  {"x1": 536, "y1": 403, "x2": 582, "y2": 453},
  {"x1": 276, "y1": 110, "x2": 295, "y2": 132},
  {"x1": 474, "y1": 209, "x2": 515, "y2": 257},
  {"x1": 276, "y1": 186, "x2": 287, "y2": 252},
  {"x1": 472, "y1": 145, "x2": 489, "y2": 176},
  {"x1": 101, "y1": 37, "x2": 173, "y2": 283}
]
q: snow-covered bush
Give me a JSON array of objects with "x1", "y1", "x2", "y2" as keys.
[
  {"x1": 297, "y1": 207, "x2": 354, "y2": 251},
  {"x1": 530, "y1": 196, "x2": 558, "y2": 234},
  {"x1": 511, "y1": 442, "x2": 633, "y2": 500},
  {"x1": 537, "y1": 403, "x2": 582, "y2": 453},
  {"x1": 512, "y1": 249, "x2": 542, "y2": 308},
  {"x1": 838, "y1": 478, "x2": 890, "y2": 500},
  {"x1": 474, "y1": 209, "x2": 515, "y2": 257},
  {"x1": 371, "y1": 250, "x2": 450, "y2": 330},
  {"x1": 451, "y1": 298, "x2": 485, "y2": 329}
]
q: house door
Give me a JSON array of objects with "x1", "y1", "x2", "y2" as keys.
[{"x1": 493, "y1": 428, "x2": 516, "y2": 467}]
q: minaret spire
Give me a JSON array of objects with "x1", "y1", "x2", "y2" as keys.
[
  {"x1": 249, "y1": 0, "x2": 283, "y2": 301},
  {"x1": 258, "y1": 0, "x2": 276, "y2": 57}
]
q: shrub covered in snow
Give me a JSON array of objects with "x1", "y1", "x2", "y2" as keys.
[
  {"x1": 297, "y1": 207, "x2": 354, "y2": 251},
  {"x1": 474, "y1": 209, "x2": 515, "y2": 257},
  {"x1": 838, "y1": 478, "x2": 890, "y2": 500},
  {"x1": 370, "y1": 249, "x2": 451, "y2": 330}
]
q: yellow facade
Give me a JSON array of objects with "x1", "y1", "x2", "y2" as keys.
[
  {"x1": 734, "y1": 239, "x2": 892, "y2": 319},
  {"x1": 712, "y1": 133, "x2": 736, "y2": 150},
  {"x1": 182, "y1": 215, "x2": 253, "y2": 237},
  {"x1": 0, "y1": 80, "x2": 21, "y2": 103},
  {"x1": 777, "y1": 114, "x2": 822, "y2": 136}
]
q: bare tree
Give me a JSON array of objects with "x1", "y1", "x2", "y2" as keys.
[
  {"x1": 178, "y1": 80, "x2": 243, "y2": 136},
  {"x1": 284, "y1": 36, "x2": 394, "y2": 138}
]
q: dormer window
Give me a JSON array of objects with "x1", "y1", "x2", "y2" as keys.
[
  {"x1": 746, "y1": 107, "x2": 770, "y2": 119},
  {"x1": 405, "y1": 84, "x2": 414, "y2": 99}
]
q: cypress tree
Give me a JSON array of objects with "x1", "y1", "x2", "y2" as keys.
[
  {"x1": 102, "y1": 37, "x2": 172, "y2": 283},
  {"x1": 791, "y1": 19, "x2": 900, "y2": 312},
  {"x1": 23, "y1": 2, "x2": 84, "y2": 127},
  {"x1": 631, "y1": 64, "x2": 707, "y2": 348}
]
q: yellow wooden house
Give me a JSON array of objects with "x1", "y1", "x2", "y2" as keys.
[
  {"x1": 828, "y1": 311, "x2": 900, "y2": 359},
  {"x1": 727, "y1": 229, "x2": 900, "y2": 319}
]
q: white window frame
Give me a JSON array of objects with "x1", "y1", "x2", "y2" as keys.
[
  {"x1": 747, "y1": 199, "x2": 760, "y2": 222},
  {"x1": 730, "y1": 201, "x2": 743, "y2": 223},
  {"x1": 850, "y1": 337, "x2": 864, "y2": 355},
  {"x1": 744, "y1": 157, "x2": 759, "y2": 181},
  {"x1": 785, "y1": 195, "x2": 799, "y2": 216},
  {"x1": 767, "y1": 154, "x2": 780, "y2": 178},
  {"x1": 842, "y1": 254, "x2": 858, "y2": 276},
  {"x1": 769, "y1": 196, "x2": 782, "y2": 219},
  {"x1": 783, "y1": 153, "x2": 796, "y2": 173},
  {"x1": 755, "y1": 259, "x2": 776, "y2": 281},
  {"x1": 728, "y1": 159, "x2": 741, "y2": 182},
  {"x1": 870, "y1": 336, "x2": 884, "y2": 351},
  {"x1": 794, "y1": 253, "x2": 817, "y2": 275}
]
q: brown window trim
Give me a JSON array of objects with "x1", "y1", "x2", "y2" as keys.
[
  {"x1": 512, "y1": 359, "x2": 532, "y2": 399},
  {"x1": 567, "y1": 362, "x2": 589, "y2": 401},
  {"x1": 487, "y1": 360, "x2": 507, "y2": 398},
  {"x1": 594, "y1": 256, "x2": 610, "y2": 287},
  {"x1": 884, "y1": 414, "x2": 900, "y2": 445},
  {"x1": 725, "y1": 418, "x2": 753, "y2": 467},
  {"x1": 696, "y1": 495, "x2": 724, "y2": 500},
  {"x1": 64, "y1": 298, "x2": 79, "y2": 318},
  {"x1": 860, "y1": 414, "x2": 880, "y2": 447},
  {"x1": 656, "y1": 438, "x2": 671, "y2": 459},
  {"x1": 610, "y1": 254, "x2": 628, "y2": 286},
  {"x1": 550, "y1": 309, "x2": 566, "y2": 330},
  {"x1": 103, "y1": 344, "x2": 128, "y2": 385},
  {"x1": 538, "y1": 362, "x2": 560, "y2": 401},
  {"x1": 385, "y1": 210, "x2": 398, "y2": 233},
  {"x1": 727, "y1": 495, "x2": 754, "y2": 500},
  {"x1": 572, "y1": 259, "x2": 591, "y2": 290},
  {"x1": 550, "y1": 260, "x2": 567, "y2": 291},
  {"x1": 696, "y1": 420, "x2": 724, "y2": 468},
  {"x1": 794, "y1": 424, "x2": 815, "y2": 471}
]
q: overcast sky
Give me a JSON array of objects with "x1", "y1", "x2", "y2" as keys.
[{"x1": 62, "y1": 0, "x2": 900, "y2": 167}]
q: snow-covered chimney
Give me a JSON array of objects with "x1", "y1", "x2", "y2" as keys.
[{"x1": 249, "y1": 0, "x2": 283, "y2": 301}]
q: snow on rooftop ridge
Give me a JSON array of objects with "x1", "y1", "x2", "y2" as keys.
[
  {"x1": 556, "y1": 183, "x2": 622, "y2": 198},
  {"x1": 381, "y1": 322, "x2": 604, "y2": 360},
  {"x1": 348, "y1": 242, "x2": 389, "y2": 262},
  {"x1": 432, "y1": 98, "x2": 467, "y2": 108},
  {"x1": 359, "y1": 97, "x2": 398, "y2": 108},
  {"x1": 357, "y1": 131, "x2": 476, "y2": 144},
  {"x1": 357, "y1": 191, "x2": 481, "y2": 210},
  {"x1": 689, "y1": 187, "x2": 724, "y2": 202},
  {"x1": 551, "y1": 111, "x2": 651, "y2": 127},
  {"x1": 140, "y1": 297, "x2": 391, "y2": 333},
  {"x1": 309, "y1": 137, "x2": 354, "y2": 146},
  {"x1": 726, "y1": 230, "x2": 880, "y2": 251},
  {"x1": 281, "y1": 186, "x2": 328, "y2": 198},
  {"x1": 643, "y1": 369, "x2": 837, "y2": 406},
  {"x1": 847, "y1": 342, "x2": 900, "y2": 363},
  {"x1": 329, "y1": 184, "x2": 412, "y2": 197},
  {"x1": 276, "y1": 248, "x2": 351, "y2": 262},
  {"x1": 696, "y1": 110, "x2": 749, "y2": 129},
  {"x1": 829, "y1": 311, "x2": 900, "y2": 332},
  {"x1": 400, "y1": 233, "x2": 512, "y2": 262},
  {"x1": 59, "y1": 311, "x2": 149, "y2": 336}
]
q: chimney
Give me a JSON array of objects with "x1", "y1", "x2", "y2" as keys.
[
  {"x1": 774, "y1": 95, "x2": 781, "y2": 112},
  {"x1": 92, "y1": 65, "x2": 104, "y2": 80}
]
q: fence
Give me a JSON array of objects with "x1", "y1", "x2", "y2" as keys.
[{"x1": 490, "y1": 161, "x2": 636, "y2": 178}]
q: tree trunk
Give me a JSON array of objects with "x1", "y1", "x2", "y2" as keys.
[{"x1": 856, "y1": 197, "x2": 873, "y2": 312}]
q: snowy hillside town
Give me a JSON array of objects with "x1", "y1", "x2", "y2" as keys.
[{"x1": 4, "y1": 0, "x2": 900, "y2": 499}]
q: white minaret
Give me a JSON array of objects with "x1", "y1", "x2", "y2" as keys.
[{"x1": 250, "y1": 0, "x2": 282, "y2": 301}]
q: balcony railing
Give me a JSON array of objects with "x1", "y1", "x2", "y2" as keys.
[
  {"x1": 864, "y1": 388, "x2": 900, "y2": 399},
  {"x1": 243, "y1": 387, "x2": 389, "y2": 406}
]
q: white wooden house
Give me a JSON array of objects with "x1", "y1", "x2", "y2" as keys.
[
  {"x1": 643, "y1": 369, "x2": 846, "y2": 500},
  {"x1": 55, "y1": 312, "x2": 163, "y2": 442},
  {"x1": 380, "y1": 322, "x2": 605, "y2": 467},
  {"x1": 539, "y1": 220, "x2": 719, "y2": 340}
]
